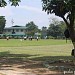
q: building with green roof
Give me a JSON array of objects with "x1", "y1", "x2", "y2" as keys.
[{"x1": 3, "y1": 25, "x2": 26, "y2": 38}]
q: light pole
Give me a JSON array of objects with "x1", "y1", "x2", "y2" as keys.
[{"x1": 11, "y1": 18, "x2": 14, "y2": 26}]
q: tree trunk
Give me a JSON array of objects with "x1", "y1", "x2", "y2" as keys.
[
  {"x1": 68, "y1": 26, "x2": 75, "y2": 64},
  {"x1": 72, "y1": 42, "x2": 75, "y2": 57}
]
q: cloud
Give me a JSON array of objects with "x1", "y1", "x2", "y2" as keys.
[
  {"x1": 17, "y1": 5, "x2": 46, "y2": 14},
  {"x1": 0, "y1": 6, "x2": 12, "y2": 16},
  {"x1": 0, "y1": 6, "x2": 14, "y2": 27}
]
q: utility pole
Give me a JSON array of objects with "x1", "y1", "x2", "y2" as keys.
[{"x1": 11, "y1": 18, "x2": 14, "y2": 26}]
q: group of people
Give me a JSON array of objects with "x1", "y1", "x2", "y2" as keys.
[
  {"x1": 24, "y1": 36, "x2": 39, "y2": 41},
  {"x1": 6, "y1": 36, "x2": 39, "y2": 41}
]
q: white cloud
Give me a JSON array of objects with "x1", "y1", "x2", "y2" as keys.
[
  {"x1": 0, "y1": 6, "x2": 12, "y2": 16},
  {"x1": 17, "y1": 5, "x2": 46, "y2": 14},
  {"x1": 0, "y1": 6, "x2": 13, "y2": 27}
]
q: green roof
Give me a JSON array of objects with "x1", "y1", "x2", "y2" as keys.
[
  {"x1": 0, "y1": 34, "x2": 26, "y2": 36},
  {"x1": 4, "y1": 26, "x2": 26, "y2": 30}
]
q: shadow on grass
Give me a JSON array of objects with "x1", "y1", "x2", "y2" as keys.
[
  {"x1": 30, "y1": 56, "x2": 73, "y2": 61},
  {"x1": 0, "y1": 51, "x2": 73, "y2": 63},
  {"x1": 0, "y1": 51, "x2": 39, "y2": 65},
  {"x1": 0, "y1": 51, "x2": 74, "y2": 70}
]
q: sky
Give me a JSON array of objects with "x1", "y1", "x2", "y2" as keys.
[{"x1": 0, "y1": 0, "x2": 62, "y2": 29}]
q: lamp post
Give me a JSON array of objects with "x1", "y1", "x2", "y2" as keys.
[{"x1": 11, "y1": 18, "x2": 14, "y2": 26}]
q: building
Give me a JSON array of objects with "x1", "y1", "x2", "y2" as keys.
[{"x1": 3, "y1": 25, "x2": 26, "y2": 38}]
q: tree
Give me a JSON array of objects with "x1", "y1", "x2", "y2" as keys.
[
  {"x1": 41, "y1": 26, "x2": 47, "y2": 39},
  {"x1": 26, "y1": 21, "x2": 38, "y2": 36},
  {"x1": 0, "y1": 0, "x2": 21, "y2": 7},
  {"x1": 59, "y1": 21, "x2": 67, "y2": 37},
  {"x1": 48, "y1": 24, "x2": 61, "y2": 38},
  {"x1": 42, "y1": 0, "x2": 75, "y2": 55},
  {"x1": 47, "y1": 21, "x2": 66, "y2": 39},
  {"x1": 0, "y1": 16, "x2": 6, "y2": 34}
]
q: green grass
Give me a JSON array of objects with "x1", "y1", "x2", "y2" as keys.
[
  {"x1": 0, "y1": 39, "x2": 73, "y2": 61},
  {"x1": 0, "y1": 39, "x2": 71, "y2": 47}
]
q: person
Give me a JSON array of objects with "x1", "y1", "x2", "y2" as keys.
[
  {"x1": 24, "y1": 36, "x2": 27, "y2": 40},
  {"x1": 37, "y1": 36, "x2": 38, "y2": 41},
  {"x1": 71, "y1": 49, "x2": 75, "y2": 56},
  {"x1": 6, "y1": 36, "x2": 9, "y2": 40},
  {"x1": 30, "y1": 36, "x2": 32, "y2": 41}
]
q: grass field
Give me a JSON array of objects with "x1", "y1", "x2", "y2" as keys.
[
  {"x1": 0, "y1": 39, "x2": 73, "y2": 61},
  {"x1": 0, "y1": 39, "x2": 72, "y2": 46},
  {"x1": 0, "y1": 39, "x2": 74, "y2": 75}
]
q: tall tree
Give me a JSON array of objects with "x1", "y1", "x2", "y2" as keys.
[
  {"x1": 42, "y1": 0, "x2": 75, "y2": 55},
  {"x1": 0, "y1": 16, "x2": 6, "y2": 34},
  {"x1": 47, "y1": 21, "x2": 66, "y2": 39},
  {"x1": 26, "y1": 21, "x2": 38, "y2": 36},
  {"x1": 41, "y1": 26, "x2": 47, "y2": 39},
  {"x1": 59, "y1": 21, "x2": 67, "y2": 37},
  {"x1": 48, "y1": 24, "x2": 61, "y2": 38}
]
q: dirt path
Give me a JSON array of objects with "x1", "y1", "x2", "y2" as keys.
[
  {"x1": 0, "y1": 70, "x2": 36, "y2": 75},
  {"x1": 0, "y1": 68, "x2": 61, "y2": 75},
  {"x1": 0, "y1": 61, "x2": 62, "y2": 75},
  {"x1": 0, "y1": 64, "x2": 72, "y2": 75},
  {"x1": 0, "y1": 65, "x2": 37, "y2": 75},
  {"x1": 0, "y1": 64, "x2": 36, "y2": 75}
]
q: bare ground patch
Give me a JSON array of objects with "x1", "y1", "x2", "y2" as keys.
[{"x1": 0, "y1": 58, "x2": 71, "y2": 75}]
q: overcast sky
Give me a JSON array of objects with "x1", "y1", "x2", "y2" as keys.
[{"x1": 0, "y1": 0, "x2": 62, "y2": 29}]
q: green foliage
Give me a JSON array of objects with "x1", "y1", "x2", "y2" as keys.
[
  {"x1": 0, "y1": 16, "x2": 6, "y2": 34},
  {"x1": 41, "y1": 26, "x2": 47, "y2": 38},
  {"x1": 26, "y1": 21, "x2": 39, "y2": 36},
  {"x1": 0, "y1": 0, "x2": 7, "y2": 7},
  {"x1": 42, "y1": 0, "x2": 75, "y2": 27},
  {"x1": 9, "y1": 0, "x2": 21, "y2": 6},
  {"x1": 42, "y1": 0, "x2": 75, "y2": 44},
  {"x1": 0, "y1": 0, "x2": 21, "y2": 7},
  {"x1": 47, "y1": 21, "x2": 66, "y2": 39},
  {"x1": 42, "y1": 0, "x2": 75, "y2": 17},
  {"x1": 48, "y1": 24, "x2": 61, "y2": 38}
]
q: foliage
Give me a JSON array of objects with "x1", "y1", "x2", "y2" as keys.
[
  {"x1": 47, "y1": 21, "x2": 66, "y2": 39},
  {"x1": 42, "y1": 0, "x2": 75, "y2": 44},
  {"x1": 42, "y1": 0, "x2": 75, "y2": 22},
  {"x1": 0, "y1": 16, "x2": 6, "y2": 34},
  {"x1": 0, "y1": 0, "x2": 21, "y2": 7},
  {"x1": 48, "y1": 24, "x2": 61, "y2": 38},
  {"x1": 42, "y1": 0, "x2": 75, "y2": 28},
  {"x1": 41, "y1": 26, "x2": 47, "y2": 39},
  {"x1": 26, "y1": 21, "x2": 39, "y2": 36}
]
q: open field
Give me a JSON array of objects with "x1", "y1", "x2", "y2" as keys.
[
  {"x1": 0, "y1": 39, "x2": 72, "y2": 46},
  {"x1": 0, "y1": 39, "x2": 73, "y2": 60},
  {"x1": 0, "y1": 39, "x2": 74, "y2": 75}
]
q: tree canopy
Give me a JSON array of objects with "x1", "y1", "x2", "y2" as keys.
[
  {"x1": 42, "y1": 0, "x2": 75, "y2": 56},
  {"x1": 0, "y1": 16, "x2": 6, "y2": 34},
  {"x1": 25, "y1": 21, "x2": 38, "y2": 36},
  {"x1": 42, "y1": 0, "x2": 75, "y2": 39},
  {"x1": 47, "y1": 21, "x2": 66, "y2": 39},
  {"x1": 0, "y1": 0, "x2": 21, "y2": 7},
  {"x1": 42, "y1": 0, "x2": 75, "y2": 27},
  {"x1": 41, "y1": 26, "x2": 47, "y2": 39}
]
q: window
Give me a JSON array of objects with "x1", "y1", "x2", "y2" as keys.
[
  {"x1": 16, "y1": 29, "x2": 19, "y2": 32},
  {"x1": 8, "y1": 29, "x2": 11, "y2": 32},
  {"x1": 21, "y1": 29, "x2": 23, "y2": 32},
  {"x1": 4, "y1": 30, "x2": 6, "y2": 32}
]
